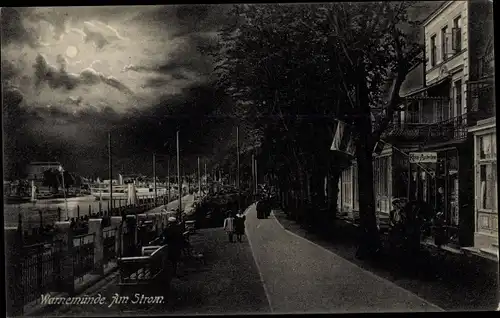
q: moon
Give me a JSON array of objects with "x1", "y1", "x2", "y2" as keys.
[{"x1": 65, "y1": 46, "x2": 78, "y2": 58}]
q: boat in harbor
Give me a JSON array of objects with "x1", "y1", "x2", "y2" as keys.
[{"x1": 90, "y1": 184, "x2": 168, "y2": 200}]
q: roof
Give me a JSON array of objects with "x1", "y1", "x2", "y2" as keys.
[
  {"x1": 401, "y1": 75, "x2": 451, "y2": 99},
  {"x1": 29, "y1": 162, "x2": 61, "y2": 165},
  {"x1": 422, "y1": 1, "x2": 453, "y2": 26}
]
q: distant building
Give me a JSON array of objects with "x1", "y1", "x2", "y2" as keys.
[{"x1": 26, "y1": 162, "x2": 62, "y2": 181}]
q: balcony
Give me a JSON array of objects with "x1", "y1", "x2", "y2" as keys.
[
  {"x1": 382, "y1": 97, "x2": 452, "y2": 144},
  {"x1": 468, "y1": 78, "x2": 495, "y2": 124},
  {"x1": 416, "y1": 113, "x2": 468, "y2": 144}
]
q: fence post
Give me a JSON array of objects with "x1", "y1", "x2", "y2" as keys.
[
  {"x1": 77, "y1": 205, "x2": 80, "y2": 218},
  {"x1": 99, "y1": 201, "x2": 102, "y2": 214},
  {"x1": 38, "y1": 210, "x2": 43, "y2": 230},
  {"x1": 58, "y1": 207, "x2": 62, "y2": 222},
  {"x1": 88, "y1": 218, "x2": 104, "y2": 276},
  {"x1": 88, "y1": 204, "x2": 91, "y2": 216},
  {"x1": 5, "y1": 226, "x2": 24, "y2": 316},
  {"x1": 125, "y1": 215, "x2": 138, "y2": 256},
  {"x1": 110, "y1": 217, "x2": 123, "y2": 258},
  {"x1": 54, "y1": 221, "x2": 74, "y2": 295}
]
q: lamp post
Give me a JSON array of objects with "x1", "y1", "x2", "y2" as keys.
[
  {"x1": 204, "y1": 161, "x2": 207, "y2": 193},
  {"x1": 236, "y1": 126, "x2": 240, "y2": 212},
  {"x1": 167, "y1": 158, "x2": 171, "y2": 204},
  {"x1": 58, "y1": 166, "x2": 70, "y2": 220},
  {"x1": 108, "y1": 132, "x2": 113, "y2": 211},
  {"x1": 153, "y1": 153, "x2": 157, "y2": 205},
  {"x1": 198, "y1": 157, "x2": 201, "y2": 197},
  {"x1": 177, "y1": 131, "x2": 182, "y2": 219}
]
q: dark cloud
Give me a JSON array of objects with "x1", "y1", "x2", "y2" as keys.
[
  {"x1": 33, "y1": 53, "x2": 134, "y2": 95},
  {"x1": 2, "y1": 59, "x2": 19, "y2": 81},
  {"x1": 143, "y1": 76, "x2": 174, "y2": 88},
  {"x1": 67, "y1": 21, "x2": 128, "y2": 51},
  {"x1": 3, "y1": 87, "x2": 24, "y2": 109},
  {"x1": 67, "y1": 96, "x2": 83, "y2": 106},
  {"x1": 3, "y1": 5, "x2": 236, "y2": 179},
  {"x1": 1, "y1": 8, "x2": 39, "y2": 47},
  {"x1": 122, "y1": 32, "x2": 216, "y2": 81}
]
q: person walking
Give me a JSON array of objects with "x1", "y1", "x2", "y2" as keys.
[
  {"x1": 164, "y1": 217, "x2": 184, "y2": 277},
  {"x1": 223, "y1": 212, "x2": 235, "y2": 242},
  {"x1": 235, "y1": 211, "x2": 246, "y2": 242}
]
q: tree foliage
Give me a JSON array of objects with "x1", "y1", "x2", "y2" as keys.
[
  {"x1": 42, "y1": 169, "x2": 75, "y2": 193},
  {"x1": 213, "y1": 2, "x2": 428, "y2": 256}
]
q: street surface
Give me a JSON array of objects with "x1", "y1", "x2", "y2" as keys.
[
  {"x1": 244, "y1": 204, "x2": 443, "y2": 313},
  {"x1": 52, "y1": 200, "x2": 269, "y2": 316},
  {"x1": 50, "y1": 201, "x2": 446, "y2": 316}
]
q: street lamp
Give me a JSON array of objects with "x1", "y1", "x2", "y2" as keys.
[
  {"x1": 58, "y1": 165, "x2": 70, "y2": 220},
  {"x1": 153, "y1": 153, "x2": 171, "y2": 206}
]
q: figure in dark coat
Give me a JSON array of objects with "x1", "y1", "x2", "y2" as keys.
[
  {"x1": 163, "y1": 217, "x2": 184, "y2": 276},
  {"x1": 234, "y1": 212, "x2": 246, "y2": 242}
]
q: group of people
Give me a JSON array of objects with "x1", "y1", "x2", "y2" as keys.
[{"x1": 223, "y1": 211, "x2": 246, "y2": 243}]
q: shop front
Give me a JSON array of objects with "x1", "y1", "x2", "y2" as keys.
[
  {"x1": 382, "y1": 142, "x2": 473, "y2": 247},
  {"x1": 411, "y1": 143, "x2": 475, "y2": 247},
  {"x1": 470, "y1": 118, "x2": 498, "y2": 249}
]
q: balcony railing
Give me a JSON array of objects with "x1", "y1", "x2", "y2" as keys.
[
  {"x1": 417, "y1": 113, "x2": 468, "y2": 143},
  {"x1": 468, "y1": 79, "x2": 495, "y2": 123},
  {"x1": 383, "y1": 113, "x2": 468, "y2": 144}
]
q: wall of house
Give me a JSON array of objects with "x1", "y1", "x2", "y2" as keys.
[
  {"x1": 424, "y1": 0, "x2": 469, "y2": 117},
  {"x1": 467, "y1": 0, "x2": 494, "y2": 82},
  {"x1": 471, "y1": 120, "x2": 498, "y2": 249}
]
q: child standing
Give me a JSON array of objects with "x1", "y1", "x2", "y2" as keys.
[{"x1": 223, "y1": 212, "x2": 235, "y2": 242}]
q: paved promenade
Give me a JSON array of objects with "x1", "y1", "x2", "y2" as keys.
[
  {"x1": 48, "y1": 201, "x2": 449, "y2": 316},
  {"x1": 50, "y1": 200, "x2": 269, "y2": 316},
  {"x1": 244, "y1": 204, "x2": 443, "y2": 313},
  {"x1": 146, "y1": 194, "x2": 195, "y2": 215}
]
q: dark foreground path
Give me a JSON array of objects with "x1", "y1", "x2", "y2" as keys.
[
  {"x1": 244, "y1": 204, "x2": 442, "y2": 313},
  {"x1": 51, "y1": 227, "x2": 270, "y2": 316},
  {"x1": 273, "y1": 209, "x2": 499, "y2": 311}
]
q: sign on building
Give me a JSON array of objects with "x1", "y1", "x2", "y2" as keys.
[
  {"x1": 330, "y1": 120, "x2": 355, "y2": 156},
  {"x1": 409, "y1": 152, "x2": 438, "y2": 163}
]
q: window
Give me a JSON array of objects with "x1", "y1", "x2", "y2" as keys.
[
  {"x1": 342, "y1": 168, "x2": 352, "y2": 207},
  {"x1": 374, "y1": 156, "x2": 391, "y2": 212},
  {"x1": 477, "y1": 133, "x2": 497, "y2": 212},
  {"x1": 353, "y1": 164, "x2": 359, "y2": 210},
  {"x1": 430, "y1": 35, "x2": 437, "y2": 66},
  {"x1": 454, "y1": 80, "x2": 462, "y2": 115},
  {"x1": 441, "y1": 26, "x2": 448, "y2": 61},
  {"x1": 452, "y1": 16, "x2": 462, "y2": 52}
]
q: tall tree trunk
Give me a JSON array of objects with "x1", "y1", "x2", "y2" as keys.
[
  {"x1": 356, "y1": 140, "x2": 382, "y2": 258},
  {"x1": 354, "y1": 66, "x2": 382, "y2": 259}
]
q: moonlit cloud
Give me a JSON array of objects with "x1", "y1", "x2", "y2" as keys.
[
  {"x1": 2, "y1": 5, "x2": 231, "y2": 178},
  {"x1": 2, "y1": 6, "x2": 222, "y2": 114}
]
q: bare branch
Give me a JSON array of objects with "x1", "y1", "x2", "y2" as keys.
[{"x1": 372, "y1": 27, "x2": 408, "y2": 142}]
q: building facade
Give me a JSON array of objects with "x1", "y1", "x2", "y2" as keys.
[
  {"x1": 338, "y1": 1, "x2": 496, "y2": 256},
  {"x1": 466, "y1": 0, "x2": 496, "y2": 251},
  {"x1": 25, "y1": 162, "x2": 63, "y2": 181}
]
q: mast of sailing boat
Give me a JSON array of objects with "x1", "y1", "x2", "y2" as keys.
[
  {"x1": 177, "y1": 131, "x2": 182, "y2": 219},
  {"x1": 109, "y1": 132, "x2": 113, "y2": 211}
]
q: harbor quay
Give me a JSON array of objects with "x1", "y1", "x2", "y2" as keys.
[{"x1": 5, "y1": 195, "x2": 195, "y2": 317}]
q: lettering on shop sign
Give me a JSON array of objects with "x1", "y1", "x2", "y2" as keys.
[{"x1": 409, "y1": 152, "x2": 438, "y2": 164}]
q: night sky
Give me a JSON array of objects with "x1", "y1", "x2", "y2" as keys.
[{"x1": 2, "y1": 5, "x2": 244, "y2": 179}]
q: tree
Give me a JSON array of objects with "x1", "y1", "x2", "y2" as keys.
[
  {"x1": 213, "y1": 2, "x2": 426, "y2": 258},
  {"x1": 57, "y1": 170, "x2": 75, "y2": 191},
  {"x1": 42, "y1": 169, "x2": 60, "y2": 193},
  {"x1": 213, "y1": 4, "x2": 348, "y2": 220},
  {"x1": 310, "y1": 2, "x2": 425, "y2": 258}
]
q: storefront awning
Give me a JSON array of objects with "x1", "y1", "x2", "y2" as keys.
[
  {"x1": 330, "y1": 120, "x2": 356, "y2": 170},
  {"x1": 401, "y1": 76, "x2": 451, "y2": 100}
]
